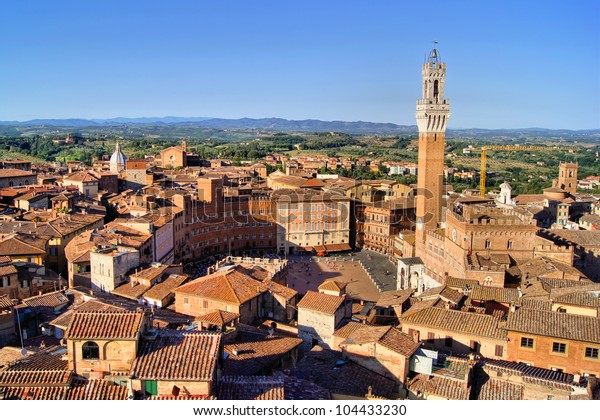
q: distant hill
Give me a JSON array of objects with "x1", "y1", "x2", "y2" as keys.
[{"x1": 0, "y1": 116, "x2": 598, "y2": 138}]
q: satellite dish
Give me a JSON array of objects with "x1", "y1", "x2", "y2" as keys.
[{"x1": 21, "y1": 348, "x2": 27, "y2": 356}]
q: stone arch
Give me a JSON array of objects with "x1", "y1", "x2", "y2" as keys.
[{"x1": 104, "y1": 340, "x2": 123, "y2": 360}]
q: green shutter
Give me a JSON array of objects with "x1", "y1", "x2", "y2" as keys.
[{"x1": 144, "y1": 380, "x2": 158, "y2": 396}]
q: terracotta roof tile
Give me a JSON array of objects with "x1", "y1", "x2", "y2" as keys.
[
  {"x1": 146, "y1": 394, "x2": 214, "y2": 400},
  {"x1": 262, "y1": 279, "x2": 297, "y2": 301},
  {"x1": 339, "y1": 323, "x2": 418, "y2": 357},
  {"x1": 505, "y1": 308, "x2": 600, "y2": 344},
  {"x1": 218, "y1": 374, "x2": 331, "y2": 400},
  {"x1": 479, "y1": 358, "x2": 580, "y2": 388},
  {"x1": 143, "y1": 274, "x2": 189, "y2": 301},
  {"x1": 196, "y1": 310, "x2": 239, "y2": 327},
  {"x1": 1, "y1": 386, "x2": 69, "y2": 400},
  {"x1": 544, "y1": 229, "x2": 600, "y2": 247},
  {"x1": 469, "y1": 285, "x2": 520, "y2": 303},
  {"x1": 419, "y1": 286, "x2": 465, "y2": 305},
  {"x1": 445, "y1": 277, "x2": 481, "y2": 290},
  {"x1": 407, "y1": 374, "x2": 470, "y2": 400},
  {"x1": 539, "y1": 277, "x2": 593, "y2": 291},
  {"x1": 297, "y1": 291, "x2": 345, "y2": 315},
  {"x1": 375, "y1": 289, "x2": 413, "y2": 308},
  {"x1": 0, "y1": 233, "x2": 49, "y2": 256},
  {"x1": 66, "y1": 310, "x2": 145, "y2": 340},
  {"x1": 0, "y1": 295, "x2": 13, "y2": 311},
  {"x1": 281, "y1": 373, "x2": 330, "y2": 400},
  {"x1": 64, "y1": 171, "x2": 99, "y2": 183},
  {"x1": 378, "y1": 327, "x2": 420, "y2": 357},
  {"x1": 439, "y1": 287, "x2": 466, "y2": 304},
  {"x1": 472, "y1": 375, "x2": 523, "y2": 400},
  {"x1": 0, "y1": 378, "x2": 129, "y2": 400},
  {"x1": 65, "y1": 224, "x2": 153, "y2": 262},
  {"x1": 519, "y1": 298, "x2": 552, "y2": 311},
  {"x1": 175, "y1": 269, "x2": 265, "y2": 304},
  {"x1": 318, "y1": 280, "x2": 346, "y2": 293},
  {"x1": 553, "y1": 291, "x2": 600, "y2": 308},
  {"x1": 0, "y1": 169, "x2": 35, "y2": 178},
  {"x1": 23, "y1": 291, "x2": 69, "y2": 309},
  {"x1": 223, "y1": 328, "x2": 303, "y2": 377},
  {"x1": 67, "y1": 378, "x2": 129, "y2": 400},
  {"x1": 48, "y1": 300, "x2": 125, "y2": 330},
  {"x1": 403, "y1": 298, "x2": 441, "y2": 316},
  {"x1": 132, "y1": 330, "x2": 221, "y2": 381},
  {"x1": 45, "y1": 214, "x2": 104, "y2": 237},
  {"x1": 401, "y1": 307, "x2": 507, "y2": 340},
  {"x1": 130, "y1": 263, "x2": 170, "y2": 282},
  {"x1": 0, "y1": 350, "x2": 71, "y2": 387},
  {"x1": 294, "y1": 346, "x2": 395, "y2": 398},
  {"x1": 112, "y1": 281, "x2": 152, "y2": 300},
  {"x1": 0, "y1": 265, "x2": 17, "y2": 277},
  {"x1": 339, "y1": 324, "x2": 388, "y2": 344},
  {"x1": 333, "y1": 321, "x2": 369, "y2": 339},
  {"x1": 218, "y1": 376, "x2": 285, "y2": 400},
  {"x1": 517, "y1": 257, "x2": 587, "y2": 280}
]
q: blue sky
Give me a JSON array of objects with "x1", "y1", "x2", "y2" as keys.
[{"x1": 0, "y1": 0, "x2": 598, "y2": 129}]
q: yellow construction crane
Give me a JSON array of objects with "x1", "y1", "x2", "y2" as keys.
[{"x1": 478, "y1": 145, "x2": 567, "y2": 197}]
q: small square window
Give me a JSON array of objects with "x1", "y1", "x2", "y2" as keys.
[
  {"x1": 520, "y1": 337, "x2": 534, "y2": 348},
  {"x1": 585, "y1": 347, "x2": 599, "y2": 359},
  {"x1": 552, "y1": 342, "x2": 566, "y2": 354}
]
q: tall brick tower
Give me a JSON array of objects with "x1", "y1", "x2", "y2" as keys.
[
  {"x1": 556, "y1": 162, "x2": 578, "y2": 195},
  {"x1": 415, "y1": 46, "x2": 450, "y2": 244}
]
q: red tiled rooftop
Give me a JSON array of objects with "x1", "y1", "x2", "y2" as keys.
[
  {"x1": 175, "y1": 269, "x2": 265, "y2": 304},
  {"x1": 132, "y1": 330, "x2": 221, "y2": 381},
  {"x1": 196, "y1": 310, "x2": 239, "y2": 327},
  {"x1": 505, "y1": 308, "x2": 600, "y2": 344},
  {"x1": 401, "y1": 307, "x2": 507, "y2": 340},
  {"x1": 297, "y1": 291, "x2": 345, "y2": 315},
  {"x1": 223, "y1": 328, "x2": 303, "y2": 377},
  {"x1": 407, "y1": 374, "x2": 470, "y2": 400},
  {"x1": 66, "y1": 310, "x2": 145, "y2": 340}
]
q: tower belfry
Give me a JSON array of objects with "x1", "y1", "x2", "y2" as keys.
[{"x1": 415, "y1": 45, "x2": 451, "y2": 244}]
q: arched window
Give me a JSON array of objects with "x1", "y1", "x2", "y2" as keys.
[
  {"x1": 433, "y1": 80, "x2": 439, "y2": 99},
  {"x1": 82, "y1": 341, "x2": 100, "y2": 360}
]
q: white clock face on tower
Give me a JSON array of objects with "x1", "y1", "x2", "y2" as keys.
[{"x1": 452, "y1": 228, "x2": 457, "y2": 242}]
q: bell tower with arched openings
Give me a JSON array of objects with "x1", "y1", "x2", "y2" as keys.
[
  {"x1": 415, "y1": 45, "x2": 451, "y2": 245},
  {"x1": 555, "y1": 162, "x2": 578, "y2": 195}
]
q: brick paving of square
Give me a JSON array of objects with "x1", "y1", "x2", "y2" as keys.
[{"x1": 286, "y1": 255, "x2": 381, "y2": 302}]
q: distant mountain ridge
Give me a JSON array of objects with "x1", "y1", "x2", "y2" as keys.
[{"x1": 0, "y1": 116, "x2": 598, "y2": 138}]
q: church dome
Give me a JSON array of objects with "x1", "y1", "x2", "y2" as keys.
[{"x1": 109, "y1": 143, "x2": 127, "y2": 172}]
